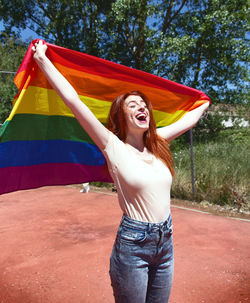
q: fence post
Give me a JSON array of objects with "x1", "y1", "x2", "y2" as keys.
[{"x1": 190, "y1": 128, "x2": 195, "y2": 198}]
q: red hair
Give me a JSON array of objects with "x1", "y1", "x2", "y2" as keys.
[{"x1": 107, "y1": 91, "x2": 175, "y2": 176}]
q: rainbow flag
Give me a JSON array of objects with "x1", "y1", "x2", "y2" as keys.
[{"x1": 0, "y1": 40, "x2": 210, "y2": 195}]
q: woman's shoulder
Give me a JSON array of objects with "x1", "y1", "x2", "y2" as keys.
[{"x1": 103, "y1": 131, "x2": 126, "y2": 156}]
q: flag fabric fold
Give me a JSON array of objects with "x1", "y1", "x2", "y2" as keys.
[{"x1": 0, "y1": 40, "x2": 210, "y2": 195}]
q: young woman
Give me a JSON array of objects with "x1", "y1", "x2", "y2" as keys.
[{"x1": 32, "y1": 40, "x2": 209, "y2": 303}]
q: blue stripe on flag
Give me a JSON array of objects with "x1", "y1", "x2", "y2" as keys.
[{"x1": 0, "y1": 140, "x2": 105, "y2": 168}]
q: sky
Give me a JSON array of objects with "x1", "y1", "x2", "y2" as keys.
[{"x1": 0, "y1": 20, "x2": 42, "y2": 42}]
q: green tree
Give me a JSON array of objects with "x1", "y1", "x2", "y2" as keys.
[
  {"x1": 0, "y1": 0, "x2": 115, "y2": 56},
  {"x1": 0, "y1": 0, "x2": 249, "y2": 104},
  {"x1": 0, "y1": 35, "x2": 26, "y2": 123},
  {"x1": 105, "y1": 0, "x2": 249, "y2": 104}
]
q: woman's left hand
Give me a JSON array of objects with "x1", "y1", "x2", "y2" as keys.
[{"x1": 32, "y1": 40, "x2": 48, "y2": 62}]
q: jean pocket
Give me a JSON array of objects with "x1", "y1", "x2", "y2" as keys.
[{"x1": 119, "y1": 226, "x2": 147, "y2": 245}]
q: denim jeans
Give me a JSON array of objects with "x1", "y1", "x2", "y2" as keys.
[{"x1": 109, "y1": 214, "x2": 174, "y2": 303}]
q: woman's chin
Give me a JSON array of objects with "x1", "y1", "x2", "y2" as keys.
[{"x1": 137, "y1": 124, "x2": 149, "y2": 132}]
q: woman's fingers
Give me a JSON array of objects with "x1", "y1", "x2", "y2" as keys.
[{"x1": 32, "y1": 40, "x2": 46, "y2": 50}]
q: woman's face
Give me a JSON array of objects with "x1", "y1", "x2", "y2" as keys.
[{"x1": 124, "y1": 95, "x2": 150, "y2": 134}]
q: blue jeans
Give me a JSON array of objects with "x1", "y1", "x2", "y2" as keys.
[{"x1": 109, "y1": 214, "x2": 174, "y2": 303}]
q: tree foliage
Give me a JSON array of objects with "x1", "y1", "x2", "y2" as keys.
[
  {"x1": 104, "y1": 0, "x2": 249, "y2": 104},
  {"x1": 0, "y1": 34, "x2": 26, "y2": 123},
  {"x1": 0, "y1": 0, "x2": 249, "y2": 106},
  {"x1": 0, "y1": 0, "x2": 115, "y2": 55}
]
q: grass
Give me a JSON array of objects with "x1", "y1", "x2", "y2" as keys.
[{"x1": 171, "y1": 128, "x2": 250, "y2": 210}]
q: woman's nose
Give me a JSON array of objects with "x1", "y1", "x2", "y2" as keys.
[{"x1": 138, "y1": 105, "x2": 145, "y2": 112}]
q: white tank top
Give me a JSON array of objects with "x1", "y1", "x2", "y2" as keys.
[{"x1": 103, "y1": 132, "x2": 172, "y2": 223}]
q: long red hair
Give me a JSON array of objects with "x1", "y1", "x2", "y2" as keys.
[{"x1": 107, "y1": 91, "x2": 175, "y2": 176}]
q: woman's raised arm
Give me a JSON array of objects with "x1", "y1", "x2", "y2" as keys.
[
  {"x1": 32, "y1": 40, "x2": 110, "y2": 150},
  {"x1": 157, "y1": 102, "x2": 209, "y2": 142}
]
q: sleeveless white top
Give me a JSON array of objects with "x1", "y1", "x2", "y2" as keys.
[{"x1": 103, "y1": 132, "x2": 172, "y2": 223}]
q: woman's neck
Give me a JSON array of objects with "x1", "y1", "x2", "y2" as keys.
[{"x1": 125, "y1": 133, "x2": 145, "y2": 152}]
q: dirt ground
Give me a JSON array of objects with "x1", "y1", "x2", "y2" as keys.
[{"x1": 0, "y1": 186, "x2": 249, "y2": 303}]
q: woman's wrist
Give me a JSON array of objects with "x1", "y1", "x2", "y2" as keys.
[{"x1": 34, "y1": 53, "x2": 47, "y2": 64}]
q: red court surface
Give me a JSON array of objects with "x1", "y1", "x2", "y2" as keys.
[{"x1": 0, "y1": 186, "x2": 249, "y2": 303}]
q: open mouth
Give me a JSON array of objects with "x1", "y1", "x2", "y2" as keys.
[{"x1": 136, "y1": 113, "x2": 147, "y2": 123}]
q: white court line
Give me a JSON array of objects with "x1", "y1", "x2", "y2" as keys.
[
  {"x1": 171, "y1": 205, "x2": 250, "y2": 222},
  {"x1": 92, "y1": 189, "x2": 250, "y2": 223}
]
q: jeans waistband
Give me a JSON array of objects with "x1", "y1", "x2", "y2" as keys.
[{"x1": 121, "y1": 213, "x2": 172, "y2": 232}]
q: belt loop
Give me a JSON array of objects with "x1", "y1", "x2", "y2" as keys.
[{"x1": 147, "y1": 223, "x2": 151, "y2": 233}]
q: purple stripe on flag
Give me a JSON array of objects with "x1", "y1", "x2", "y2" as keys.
[{"x1": 0, "y1": 163, "x2": 112, "y2": 195}]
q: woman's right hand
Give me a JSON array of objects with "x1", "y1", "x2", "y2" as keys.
[{"x1": 32, "y1": 40, "x2": 48, "y2": 62}]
